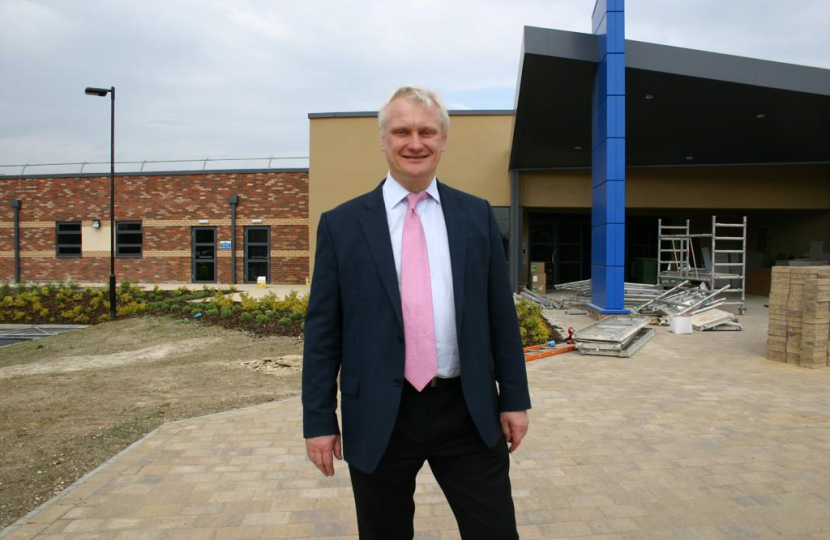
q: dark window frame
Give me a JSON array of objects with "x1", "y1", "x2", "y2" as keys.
[
  {"x1": 56, "y1": 221, "x2": 82, "y2": 258},
  {"x1": 116, "y1": 221, "x2": 143, "y2": 258}
]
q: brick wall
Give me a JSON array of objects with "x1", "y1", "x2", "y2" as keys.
[{"x1": 0, "y1": 170, "x2": 309, "y2": 285}]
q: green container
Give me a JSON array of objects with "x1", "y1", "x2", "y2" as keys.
[{"x1": 632, "y1": 258, "x2": 658, "y2": 284}]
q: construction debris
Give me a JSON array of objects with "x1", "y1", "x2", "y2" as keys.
[
  {"x1": 518, "y1": 289, "x2": 566, "y2": 309},
  {"x1": 541, "y1": 277, "x2": 742, "y2": 333},
  {"x1": 555, "y1": 280, "x2": 670, "y2": 306},
  {"x1": 573, "y1": 316, "x2": 655, "y2": 358},
  {"x1": 634, "y1": 284, "x2": 733, "y2": 319},
  {"x1": 240, "y1": 355, "x2": 302, "y2": 374},
  {"x1": 691, "y1": 309, "x2": 742, "y2": 331}
]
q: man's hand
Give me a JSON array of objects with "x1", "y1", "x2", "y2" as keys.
[
  {"x1": 306, "y1": 435, "x2": 342, "y2": 476},
  {"x1": 500, "y1": 411, "x2": 529, "y2": 453}
]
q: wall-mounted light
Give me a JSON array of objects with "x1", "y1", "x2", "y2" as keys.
[
  {"x1": 198, "y1": 219, "x2": 209, "y2": 224},
  {"x1": 92, "y1": 220, "x2": 101, "y2": 229},
  {"x1": 645, "y1": 94, "x2": 655, "y2": 100},
  {"x1": 755, "y1": 113, "x2": 766, "y2": 119},
  {"x1": 685, "y1": 156, "x2": 694, "y2": 161},
  {"x1": 252, "y1": 219, "x2": 263, "y2": 224}
]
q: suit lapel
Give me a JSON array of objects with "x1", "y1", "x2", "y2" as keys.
[
  {"x1": 438, "y1": 181, "x2": 466, "y2": 334},
  {"x1": 359, "y1": 182, "x2": 404, "y2": 331}
]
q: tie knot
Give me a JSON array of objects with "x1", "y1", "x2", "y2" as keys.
[{"x1": 406, "y1": 192, "x2": 429, "y2": 211}]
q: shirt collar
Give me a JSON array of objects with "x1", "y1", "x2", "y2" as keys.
[{"x1": 383, "y1": 173, "x2": 441, "y2": 212}]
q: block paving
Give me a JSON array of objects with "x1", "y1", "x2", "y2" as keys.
[{"x1": 3, "y1": 296, "x2": 830, "y2": 539}]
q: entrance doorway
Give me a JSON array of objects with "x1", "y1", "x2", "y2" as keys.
[
  {"x1": 192, "y1": 227, "x2": 217, "y2": 283},
  {"x1": 245, "y1": 226, "x2": 270, "y2": 283},
  {"x1": 528, "y1": 213, "x2": 590, "y2": 288}
]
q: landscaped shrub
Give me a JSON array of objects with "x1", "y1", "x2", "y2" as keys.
[
  {"x1": 0, "y1": 281, "x2": 309, "y2": 338},
  {"x1": 515, "y1": 298, "x2": 551, "y2": 346},
  {"x1": 239, "y1": 293, "x2": 259, "y2": 312}
]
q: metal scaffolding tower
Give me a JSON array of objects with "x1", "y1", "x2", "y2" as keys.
[{"x1": 657, "y1": 216, "x2": 747, "y2": 314}]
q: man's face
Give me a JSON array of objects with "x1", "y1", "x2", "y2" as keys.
[{"x1": 380, "y1": 97, "x2": 447, "y2": 190}]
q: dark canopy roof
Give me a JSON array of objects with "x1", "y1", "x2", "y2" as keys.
[{"x1": 510, "y1": 26, "x2": 830, "y2": 170}]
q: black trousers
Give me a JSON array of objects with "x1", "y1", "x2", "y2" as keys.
[{"x1": 348, "y1": 380, "x2": 519, "y2": 540}]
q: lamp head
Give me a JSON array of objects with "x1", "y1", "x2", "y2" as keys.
[{"x1": 85, "y1": 87, "x2": 110, "y2": 97}]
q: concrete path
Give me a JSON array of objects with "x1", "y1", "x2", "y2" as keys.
[{"x1": 4, "y1": 296, "x2": 830, "y2": 540}]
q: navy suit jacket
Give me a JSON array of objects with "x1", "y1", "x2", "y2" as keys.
[{"x1": 302, "y1": 180, "x2": 531, "y2": 474}]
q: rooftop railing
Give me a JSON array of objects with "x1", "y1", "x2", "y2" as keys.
[{"x1": 0, "y1": 156, "x2": 309, "y2": 175}]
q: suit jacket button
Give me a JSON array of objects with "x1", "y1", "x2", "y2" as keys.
[
  {"x1": 397, "y1": 335, "x2": 404, "y2": 344},
  {"x1": 392, "y1": 378, "x2": 402, "y2": 386}
]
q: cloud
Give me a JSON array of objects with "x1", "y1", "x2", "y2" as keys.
[{"x1": 0, "y1": 0, "x2": 827, "y2": 171}]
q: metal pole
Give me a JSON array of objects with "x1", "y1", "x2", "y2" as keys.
[
  {"x1": 109, "y1": 87, "x2": 116, "y2": 320},
  {"x1": 229, "y1": 195, "x2": 239, "y2": 284},
  {"x1": 10, "y1": 200, "x2": 21, "y2": 283},
  {"x1": 509, "y1": 170, "x2": 520, "y2": 292}
]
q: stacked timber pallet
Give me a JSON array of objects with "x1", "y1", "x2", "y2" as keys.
[{"x1": 767, "y1": 267, "x2": 830, "y2": 369}]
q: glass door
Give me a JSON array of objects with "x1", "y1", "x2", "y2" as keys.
[
  {"x1": 245, "y1": 226, "x2": 270, "y2": 283},
  {"x1": 192, "y1": 227, "x2": 217, "y2": 283}
]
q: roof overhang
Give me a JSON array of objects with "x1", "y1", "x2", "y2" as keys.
[{"x1": 510, "y1": 26, "x2": 830, "y2": 170}]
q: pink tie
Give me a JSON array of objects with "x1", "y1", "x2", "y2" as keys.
[{"x1": 401, "y1": 192, "x2": 438, "y2": 391}]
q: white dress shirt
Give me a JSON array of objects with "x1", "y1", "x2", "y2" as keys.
[{"x1": 383, "y1": 174, "x2": 460, "y2": 378}]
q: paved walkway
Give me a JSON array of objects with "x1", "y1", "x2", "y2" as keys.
[{"x1": 4, "y1": 296, "x2": 830, "y2": 540}]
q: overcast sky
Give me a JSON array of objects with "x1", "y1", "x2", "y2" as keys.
[{"x1": 1, "y1": 0, "x2": 828, "y2": 175}]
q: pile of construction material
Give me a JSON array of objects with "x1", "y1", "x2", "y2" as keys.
[
  {"x1": 555, "y1": 280, "x2": 668, "y2": 305},
  {"x1": 768, "y1": 267, "x2": 830, "y2": 369},
  {"x1": 689, "y1": 309, "x2": 742, "y2": 331},
  {"x1": 573, "y1": 316, "x2": 655, "y2": 358},
  {"x1": 555, "y1": 278, "x2": 740, "y2": 330},
  {"x1": 633, "y1": 281, "x2": 739, "y2": 330},
  {"x1": 518, "y1": 289, "x2": 565, "y2": 309}
]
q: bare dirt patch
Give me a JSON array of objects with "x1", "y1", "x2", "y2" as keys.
[{"x1": 0, "y1": 316, "x2": 303, "y2": 529}]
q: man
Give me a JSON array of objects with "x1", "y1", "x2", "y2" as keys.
[{"x1": 303, "y1": 86, "x2": 530, "y2": 540}]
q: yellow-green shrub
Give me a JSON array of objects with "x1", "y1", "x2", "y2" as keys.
[{"x1": 515, "y1": 298, "x2": 551, "y2": 346}]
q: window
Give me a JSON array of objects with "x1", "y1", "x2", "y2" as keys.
[
  {"x1": 56, "y1": 222, "x2": 82, "y2": 257},
  {"x1": 116, "y1": 221, "x2": 143, "y2": 257}
]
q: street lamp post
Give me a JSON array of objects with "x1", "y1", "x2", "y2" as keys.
[{"x1": 84, "y1": 86, "x2": 117, "y2": 320}]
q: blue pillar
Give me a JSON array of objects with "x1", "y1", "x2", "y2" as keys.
[{"x1": 588, "y1": 0, "x2": 629, "y2": 315}]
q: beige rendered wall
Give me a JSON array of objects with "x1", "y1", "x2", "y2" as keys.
[
  {"x1": 308, "y1": 113, "x2": 513, "y2": 270},
  {"x1": 83, "y1": 223, "x2": 111, "y2": 252},
  {"x1": 520, "y1": 165, "x2": 830, "y2": 209}
]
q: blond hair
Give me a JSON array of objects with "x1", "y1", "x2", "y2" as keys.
[{"x1": 378, "y1": 86, "x2": 450, "y2": 135}]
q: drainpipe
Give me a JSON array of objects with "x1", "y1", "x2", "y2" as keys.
[
  {"x1": 10, "y1": 200, "x2": 21, "y2": 283},
  {"x1": 229, "y1": 195, "x2": 239, "y2": 284}
]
